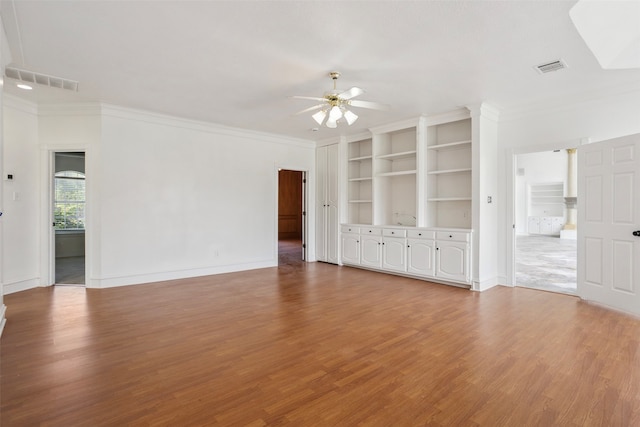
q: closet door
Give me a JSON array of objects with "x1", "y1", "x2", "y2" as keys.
[{"x1": 316, "y1": 144, "x2": 339, "y2": 264}]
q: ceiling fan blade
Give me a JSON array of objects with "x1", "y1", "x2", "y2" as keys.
[
  {"x1": 290, "y1": 95, "x2": 327, "y2": 102},
  {"x1": 293, "y1": 104, "x2": 325, "y2": 115},
  {"x1": 339, "y1": 86, "x2": 365, "y2": 100},
  {"x1": 348, "y1": 99, "x2": 391, "y2": 111}
]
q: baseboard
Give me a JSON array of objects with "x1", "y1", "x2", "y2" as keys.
[
  {"x1": 0, "y1": 304, "x2": 6, "y2": 337},
  {"x1": 472, "y1": 276, "x2": 500, "y2": 292},
  {"x1": 3, "y1": 278, "x2": 40, "y2": 295},
  {"x1": 90, "y1": 260, "x2": 278, "y2": 288}
]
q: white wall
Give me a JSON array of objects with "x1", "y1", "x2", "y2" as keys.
[
  {"x1": 497, "y1": 88, "x2": 640, "y2": 285},
  {"x1": 515, "y1": 150, "x2": 567, "y2": 234},
  {"x1": 2, "y1": 97, "x2": 40, "y2": 294},
  {"x1": 1, "y1": 102, "x2": 315, "y2": 293}
]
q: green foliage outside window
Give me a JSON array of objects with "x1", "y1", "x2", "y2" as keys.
[{"x1": 54, "y1": 171, "x2": 85, "y2": 230}]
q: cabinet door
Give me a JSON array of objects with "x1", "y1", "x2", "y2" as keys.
[
  {"x1": 341, "y1": 234, "x2": 360, "y2": 265},
  {"x1": 528, "y1": 216, "x2": 540, "y2": 235},
  {"x1": 382, "y1": 237, "x2": 406, "y2": 272},
  {"x1": 407, "y1": 238, "x2": 435, "y2": 277},
  {"x1": 326, "y1": 144, "x2": 339, "y2": 264},
  {"x1": 361, "y1": 235, "x2": 382, "y2": 268},
  {"x1": 436, "y1": 241, "x2": 470, "y2": 283},
  {"x1": 540, "y1": 217, "x2": 553, "y2": 235}
]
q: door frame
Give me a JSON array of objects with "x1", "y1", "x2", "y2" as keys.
[
  {"x1": 44, "y1": 149, "x2": 91, "y2": 287},
  {"x1": 275, "y1": 165, "x2": 309, "y2": 262},
  {"x1": 506, "y1": 139, "x2": 585, "y2": 287}
]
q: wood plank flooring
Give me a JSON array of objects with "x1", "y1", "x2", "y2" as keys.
[{"x1": 2, "y1": 260, "x2": 640, "y2": 426}]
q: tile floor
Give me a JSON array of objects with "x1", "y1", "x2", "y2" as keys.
[{"x1": 515, "y1": 235, "x2": 577, "y2": 295}]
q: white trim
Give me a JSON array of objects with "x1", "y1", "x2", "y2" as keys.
[
  {"x1": 0, "y1": 304, "x2": 6, "y2": 337},
  {"x1": 424, "y1": 108, "x2": 471, "y2": 126},
  {"x1": 3, "y1": 93, "x2": 38, "y2": 114},
  {"x1": 370, "y1": 116, "x2": 422, "y2": 135},
  {"x1": 274, "y1": 164, "x2": 310, "y2": 263},
  {"x1": 472, "y1": 277, "x2": 500, "y2": 292},
  {"x1": 90, "y1": 260, "x2": 276, "y2": 289},
  {"x1": 3, "y1": 277, "x2": 39, "y2": 295}
]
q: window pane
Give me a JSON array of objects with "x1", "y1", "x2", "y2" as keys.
[{"x1": 54, "y1": 173, "x2": 85, "y2": 230}]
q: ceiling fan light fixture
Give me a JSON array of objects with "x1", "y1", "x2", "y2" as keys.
[
  {"x1": 343, "y1": 109, "x2": 358, "y2": 125},
  {"x1": 312, "y1": 110, "x2": 327, "y2": 125}
]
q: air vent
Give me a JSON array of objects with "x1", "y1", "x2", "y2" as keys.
[
  {"x1": 5, "y1": 66, "x2": 78, "y2": 91},
  {"x1": 535, "y1": 59, "x2": 568, "y2": 74}
]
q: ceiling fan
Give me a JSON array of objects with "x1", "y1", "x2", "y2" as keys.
[{"x1": 292, "y1": 72, "x2": 390, "y2": 128}]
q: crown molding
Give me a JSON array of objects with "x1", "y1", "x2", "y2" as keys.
[
  {"x1": 3, "y1": 93, "x2": 38, "y2": 114},
  {"x1": 99, "y1": 103, "x2": 315, "y2": 149}
]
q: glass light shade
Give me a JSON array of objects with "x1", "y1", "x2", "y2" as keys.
[
  {"x1": 326, "y1": 118, "x2": 338, "y2": 128},
  {"x1": 343, "y1": 109, "x2": 358, "y2": 125},
  {"x1": 312, "y1": 110, "x2": 327, "y2": 125},
  {"x1": 329, "y1": 106, "x2": 343, "y2": 121}
]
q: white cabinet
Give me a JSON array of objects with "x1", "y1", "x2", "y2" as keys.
[
  {"x1": 361, "y1": 234, "x2": 382, "y2": 268},
  {"x1": 436, "y1": 241, "x2": 470, "y2": 283},
  {"x1": 341, "y1": 232, "x2": 360, "y2": 265},
  {"x1": 407, "y1": 238, "x2": 436, "y2": 276},
  {"x1": 316, "y1": 144, "x2": 339, "y2": 264},
  {"x1": 340, "y1": 225, "x2": 471, "y2": 286},
  {"x1": 527, "y1": 216, "x2": 564, "y2": 236},
  {"x1": 435, "y1": 231, "x2": 470, "y2": 283},
  {"x1": 382, "y1": 236, "x2": 406, "y2": 272}
]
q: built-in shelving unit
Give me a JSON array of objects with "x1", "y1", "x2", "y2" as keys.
[
  {"x1": 426, "y1": 118, "x2": 472, "y2": 228},
  {"x1": 347, "y1": 138, "x2": 373, "y2": 224},
  {"x1": 529, "y1": 182, "x2": 564, "y2": 216},
  {"x1": 374, "y1": 127, "x2": 418, "y2": 226}
]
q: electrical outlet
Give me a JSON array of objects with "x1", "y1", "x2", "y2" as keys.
[{"x1": 487, "y1": 196, "x2": 492, "y2": 203}]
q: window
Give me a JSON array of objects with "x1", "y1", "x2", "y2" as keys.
[{"x1": 54, "y1": 171, "x2": 85, "y2": 230}]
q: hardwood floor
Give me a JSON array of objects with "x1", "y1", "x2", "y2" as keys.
[{"x1": 2, "y1": 261, "x2": 640, "y2": 426}]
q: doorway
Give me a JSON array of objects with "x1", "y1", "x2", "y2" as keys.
[
  {"x1": 278, "y1": 169, "x2": 306, "y2": 265},
  {"x1": 53, "y1": 152, "x2": 86, "y2": 285},
  {"x1": 514, "y1": 150, "x2": 577, "y2": 295}
]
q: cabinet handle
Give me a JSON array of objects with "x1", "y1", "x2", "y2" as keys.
[
  {"x1": 449, "y1": 235, "x2": 453, "y2": 238},
  {"x1": 634, "y1": 230, "x2": 640, "y2": 237},
  {"x1": 391, "y1": 231, "x2": 395, "y2": 234},
  {"x1": 418, "y1": 233, "x2": 422, "y2": 236}
]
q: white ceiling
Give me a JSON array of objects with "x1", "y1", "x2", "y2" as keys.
[{"x1": 1, "y1": 0, "x2": 639, "y2": 141}]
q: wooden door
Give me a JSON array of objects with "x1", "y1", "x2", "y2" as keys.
[{"x1": 578, "y1": 134, "x2": 640, "y2": 316}]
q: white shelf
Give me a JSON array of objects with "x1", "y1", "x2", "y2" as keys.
[
  {"x1": 428, "y1": 197, "x2": 472, "y2": 202},
  {"x1": 349, "y1": 155, "x2": 373, "y2": 162},
  {"x1": 428, "y1": 168, "x2": 472, "y2": 175},
  {"x1": 376, "y1": 150, "x2": 417, "y2": 161},
  {"x1": 428, "y1": 140, "x2": 472, "y2": 151},
  {"x1": 348, "y1": 177, "x2": 373, "y2": 182},
  {"x1": 377, "y1": 170, "x2": 417, "y2": 177}
]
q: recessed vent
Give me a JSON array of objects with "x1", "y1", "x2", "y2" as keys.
[
  {"x1": 5, "y1": 66, "x2": 78, "y2": 91},
  {"x1": 535, "y1": 59, "x2": 568, "y2": 74}
]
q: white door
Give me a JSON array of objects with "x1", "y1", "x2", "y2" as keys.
[
  {"x1": 315, "y1": 146, "x2": 327, "y2": 261},
  {"x1": 407, "y1": 238, "x2": 435, "y2": 277},
  {"x1": 436, "y1": 241, "x2": 469, "y2": 283},
  {"x1": 361, "y1": 235, "x2": 382, "y2": 268},
  {"x1": 578, "y1": 134, "x2": 640, "y2": 316},
  {"x1": 382, "y1": 237, "x2": 406, "y2": 272},
  {"x1": 326, "y1": 144, "x2": 339, "y2": 264},
  {"x1": 341, "y1": 234, "x2": 360, "y2": 265}
]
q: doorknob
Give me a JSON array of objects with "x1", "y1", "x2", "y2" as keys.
[{"x1": 633, "y1": 230, "x2": 640, "y2": 237}]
